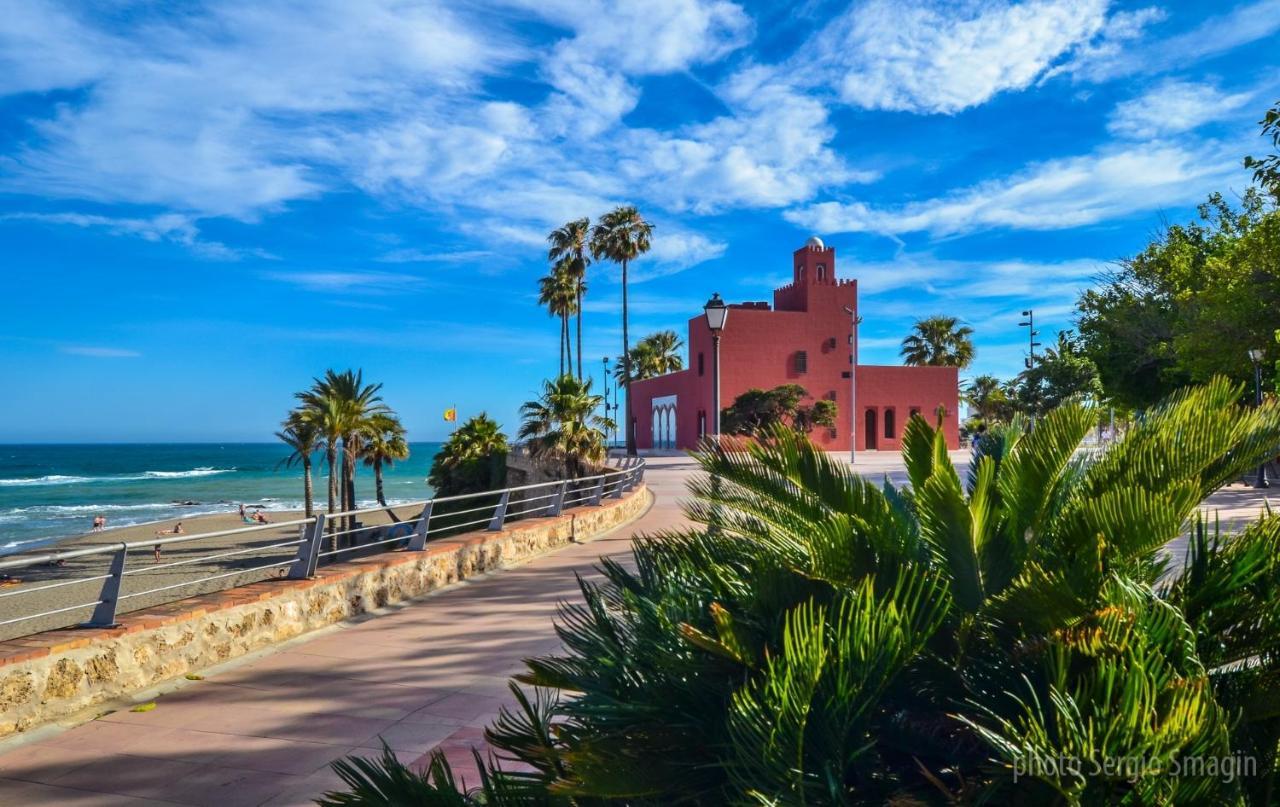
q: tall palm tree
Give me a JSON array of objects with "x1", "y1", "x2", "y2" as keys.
[
  {"x1": 900, "y1": 315, "x2": 975, "y2": 368},
  {"x1": 361, "y1": 412, "x2": 409, "y2": 514},
  {"x1": 275, "y1": 411, "x2": 320, "y2": 519},
  {"x1": 615, "y1": 330, "x2": 685, "y2": 384},
  {"x1": 519, "y1": 374, "x2": 610, "y2": 477},
  {"x1": 538, "y1": 263, "x2": 578, "y2": 377},
  {"x1": 964, "y1": 374, "x2": 1012, "y2": 424},
  {"x1": 591, "y1": 206, "x2": 653, "y2": 455},
  {"x1": 547, "y1": 218, "x2": 592, "y2": 381},
  {"x1": 296, "y1": 369, "x2": 390, "y2": 544}
]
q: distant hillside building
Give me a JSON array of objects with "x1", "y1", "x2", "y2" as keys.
[{"x1": 628, "y1": 238, "x2": 960, "y2": 451}]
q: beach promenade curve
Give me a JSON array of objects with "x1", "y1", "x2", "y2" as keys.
[{"x1": 0, "y1": 455, "x2": 696, "y2": 806}]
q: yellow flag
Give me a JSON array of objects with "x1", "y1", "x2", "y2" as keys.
[{"x1": 443, "y1": 408, "x2": 457, "y2": 423}]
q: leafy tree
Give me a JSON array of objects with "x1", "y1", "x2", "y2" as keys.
[
  {"x1": 900, "y1": 315, "x2": 975, "y2": 368},
  {"x1": 1076, "y1": 191, "x2": 1280, "y2": 410},
  {"x1": 547, "y1": 218, "x2": 592, "y2": 381},
  {"x1": 275, "y1": 411, "x2": 320, "y2": 518},
  {"x1": 616, "y1": 330, "x2": 684, "y2": 383},
  {"x1": 1013, "y1": 330, "x2": 1102, "y2": 417},
  {"x1": 519, "y1": 374, "x2": 611, "y2": 477},
  {"x1": 326, "y1": 378, "x2": 1280, "y2": 804},
  {"x1": 721, "y1": 383, "x2": 835, "y2": 436},
  {"x1": 591, "y1": 205, "x2": 653, "y2": 456},
  {"x1": 361, "y1": 412, "x2": 409, "y2": 512},
  {"x1": 1244, "y1": 100, "x2": 1280, "y2": 202},
  {"x1": 428, "y1": 414, "x2": 508, "y2": 497}
]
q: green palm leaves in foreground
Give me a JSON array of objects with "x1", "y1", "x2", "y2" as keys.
[{"x1": 322, "y1": 377, "x2": 1280, "y2": 805}]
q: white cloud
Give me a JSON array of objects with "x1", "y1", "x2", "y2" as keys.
[
  {"x1": 1107, "y1": 79, "x2": 1256, "y2": 139},
  {"x1": 804, "y1": 0, "x2": 1111, "y2": 114},
  {"x1": 262, "y1": 270, "x2": 429, "y2": 294},
  {"x1": 1064, "y1": 0, "x2": 1280, "y2": 82},
  {"x1": 0, "y1": 211, "x2": 264, "y2": 259},
  {"x1": 377, "y1": 249, "x2": 495, "y2": 264},
  {"x1": 786, "y1": 139, "x2": 1243, "y2": 237},
  {"x1": 60, "y1": 346, "x2": 141, "y2": 358}
]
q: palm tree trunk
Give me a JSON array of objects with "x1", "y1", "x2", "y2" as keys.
[
  {"x1": 375, "y1": 460, "x2": 386, "y2": 507},
  {"x1": 325, "y1": 442, "x2": 337, "y2": 553},
  {"x1": 565, "y1": 311, "x2": 573, "y2": 379},
  {"x1": 622, "y1": 258, "x2": 634, "y2": 456},
  {"x1": 303, "y1": 458, "x2": 314, "y2": 519},
  {"x1": 559, "y1": 316, "x2": 565, "y2": 377},
  {"x1": 576, "y1": 283, "x2": 583, "y2": 381}
]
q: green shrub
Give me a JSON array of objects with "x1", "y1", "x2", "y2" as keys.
[{"x1": 323, "y1": 378, "x2": 1280, "y2": 805}]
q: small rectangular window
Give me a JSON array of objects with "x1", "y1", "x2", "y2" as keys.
[
  {"x1": 698, "y1": 352, "x2": 705, "y2": 376},
  {"x1": 841, "y1": 371, "x2": 851, "y2": 379},
  {"x1": 795, "y1": 350, "x2": 807, "y2": 374}
]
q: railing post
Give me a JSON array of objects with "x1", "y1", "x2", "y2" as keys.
[
  {"x1": 289, "y1": 514, "x2": 326, "y2": 579},
  {"x1": 549, "y1": 481, "x2": 568, "y2": 516},
  {"x1": 589, "y1": 476, "x2": 605, "y2": 506},
  {"x1": 84, "y1": 544, "x2": 127, "y2": 628},
  {"x1": 610, "y1": 474, "x2": 624, "y2": 499},
  {"x1": 407, "y1": 501, "x2": 433, "y2": 551},
  {"x1": 487, "y1": 491, "x2": 510, "y2": 531}
]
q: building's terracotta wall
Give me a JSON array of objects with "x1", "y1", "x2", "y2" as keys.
[{"x1": 630, "y1": 242, "x2": 960, "y2": 451}]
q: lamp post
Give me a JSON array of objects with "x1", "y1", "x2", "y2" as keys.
[
  {"x1": 704, "y1": 293, "x2": 728, "y2": 440},
  {"x1": 1250, "y1": 348, "x2": 1269, "y2": 489},
  {"x1": 1019, "y1": 310, "x2": 1042, "y2": 422},
  {"x1": 843, "y1": 305, "x2": 863, "y2": 464}
]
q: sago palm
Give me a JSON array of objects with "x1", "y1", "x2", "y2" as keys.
[
  {"x1": 591, "y1": 205, "x2": 653, "y2": 456},
  {"x1": 327, "y1": 378, "x2": 1280, "y2": 805},
  {"x1": 901, "y1": 314, "x2": 975, "y2": 368},
  {"x1": 547, "y1": 218, "x2": 592, "y2": 381}
]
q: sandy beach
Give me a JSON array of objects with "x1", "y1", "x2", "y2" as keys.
[{"x1": 0, "y1": 502, "x2": 429, "y2": 642}]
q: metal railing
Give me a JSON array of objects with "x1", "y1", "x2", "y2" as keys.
[{"x1": 0, "y1": 459, "x2": 645, "y2": 640}]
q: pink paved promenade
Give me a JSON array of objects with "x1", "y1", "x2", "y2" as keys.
[{"x1": 0, "y1": 457, "x2": 694, "y2": 806}]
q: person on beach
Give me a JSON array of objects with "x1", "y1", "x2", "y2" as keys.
[
  {"x1": 154, "y1": 543, "x2": 161, "y2": 563},
  {"x1": 254, "y1": 510, "x2": 270, "y2": 524},
  {"x1": 91, "y1": 515, "x2": 106, "y2": 532},
  {"x1": 238, "y1": 503, "x2": 246, "y2": 519}
]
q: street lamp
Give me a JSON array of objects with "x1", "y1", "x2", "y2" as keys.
[
  {"x1": 1249, "y1": 348, "x2": 1269, "y2": 488},
  {"x1": 843, "y1": 305, "x2": 863, "y2": 464},
  {"x1": 1018, "y1": 310, "x2": 1041, "y2": 369},
  {"x1": 704, "y1": 293, "x2": 728, "y2": 440}
]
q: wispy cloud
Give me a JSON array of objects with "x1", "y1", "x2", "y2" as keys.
[
  {"x1": 1107, "y1": 79, "x2": 1257, "y2": 139},
  {"x1": 261, "y1": 270, "x2": 430, "y2": 294},
  {"x1": 0, "y1": 211, "x2": 270, "y2": 260},
  {"x1": 60, "y1": 346, "x2": 141, "y2": 358},
  {"x1": 786, "y1": 138, "x2": 1244, "y2": 238},
  {"x1": 376, "y1": 248, "x2": 495, "y2": 264}
]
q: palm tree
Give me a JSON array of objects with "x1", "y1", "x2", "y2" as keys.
[
  {"x1": 275, "y1": 411, "x2": 320, "y2": 518},
  {"x1": 361, "y1": 412, "x2": 409, "y2": 514},
  {"x1": 591, "y1": 205, "x2": 653, "y2": 456},
  {"x1": 296, "y1": 369, "x2": 390, "y2": 544},
  {"x1": 964, "y1": 373, "x2": 1012, "y2": 424},
  {"x1": 538, "y1": 262, "x2": 578, "y2": 377},
  {"x1": 428, "y1": 413, "x2": 509, "y2": 497},
  {"x1": 519, "y1": 374, "x2": 609, "y2": 477},
  {"x1": 547, "y1": 218, "x2": 592, "y2": 381},
  {"x1": 900, "y1": 315, "x2": 975, "y2": 368},
  {"x1": 615, "y1": 330, "x2": 685, "y2": 384}
]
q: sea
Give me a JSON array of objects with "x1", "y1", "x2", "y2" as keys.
[{"x1": 0, "y1": 443, "x2": 443, "y2": 556}]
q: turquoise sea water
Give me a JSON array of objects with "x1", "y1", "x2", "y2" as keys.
[{"x1": 0, "y1": 443, "x2": 442, "y2": 555}]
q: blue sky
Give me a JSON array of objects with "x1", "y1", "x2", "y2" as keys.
[{"x1": 1, "y1": 0, "x2": 1277, "y2": 442}]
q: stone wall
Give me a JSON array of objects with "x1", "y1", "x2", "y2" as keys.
[{"x1": 0, "y1": 484, "x2": 650, "y2": 738}]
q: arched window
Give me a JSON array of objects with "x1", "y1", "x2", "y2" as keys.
[
  {"x1": 884, "y1": 408, "x2": 896, "y2": 440},
  {"x1": 817, "y1": 263, "x2": 826, "y2": 280}
]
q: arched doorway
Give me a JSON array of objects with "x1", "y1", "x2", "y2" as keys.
[{"x1": 864, "y1": 408, "x2": 878, "y2": 450}]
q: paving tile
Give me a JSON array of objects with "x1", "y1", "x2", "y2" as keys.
[
  {"x1": 150, "y1": 764, "x2": 301, "y2": 807},
  {"x1": 0, "y1": 777, "x2": 175, "y2": 806},
  {"x1": 52, "y1": 755, "x2": 202, "y2": 799}
]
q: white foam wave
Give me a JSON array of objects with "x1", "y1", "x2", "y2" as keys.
[
  {"x1": 0, "y1": 475, "x2": 90, "y2": 487},
  {"x1": 0, "y1": 468, "x2": 234, "y2": 486}
]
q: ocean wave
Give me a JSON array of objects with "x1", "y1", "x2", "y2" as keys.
[
  {"x1": 0, "y1": 475, "x2": 91, "y2": 487},
  {"x1": 0, "y1": 468, "x2": 235, "y2": 486}
]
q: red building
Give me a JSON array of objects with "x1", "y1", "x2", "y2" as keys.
[{"x1": 629, "y1": 237, "x2": 960, "y2": 452}]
